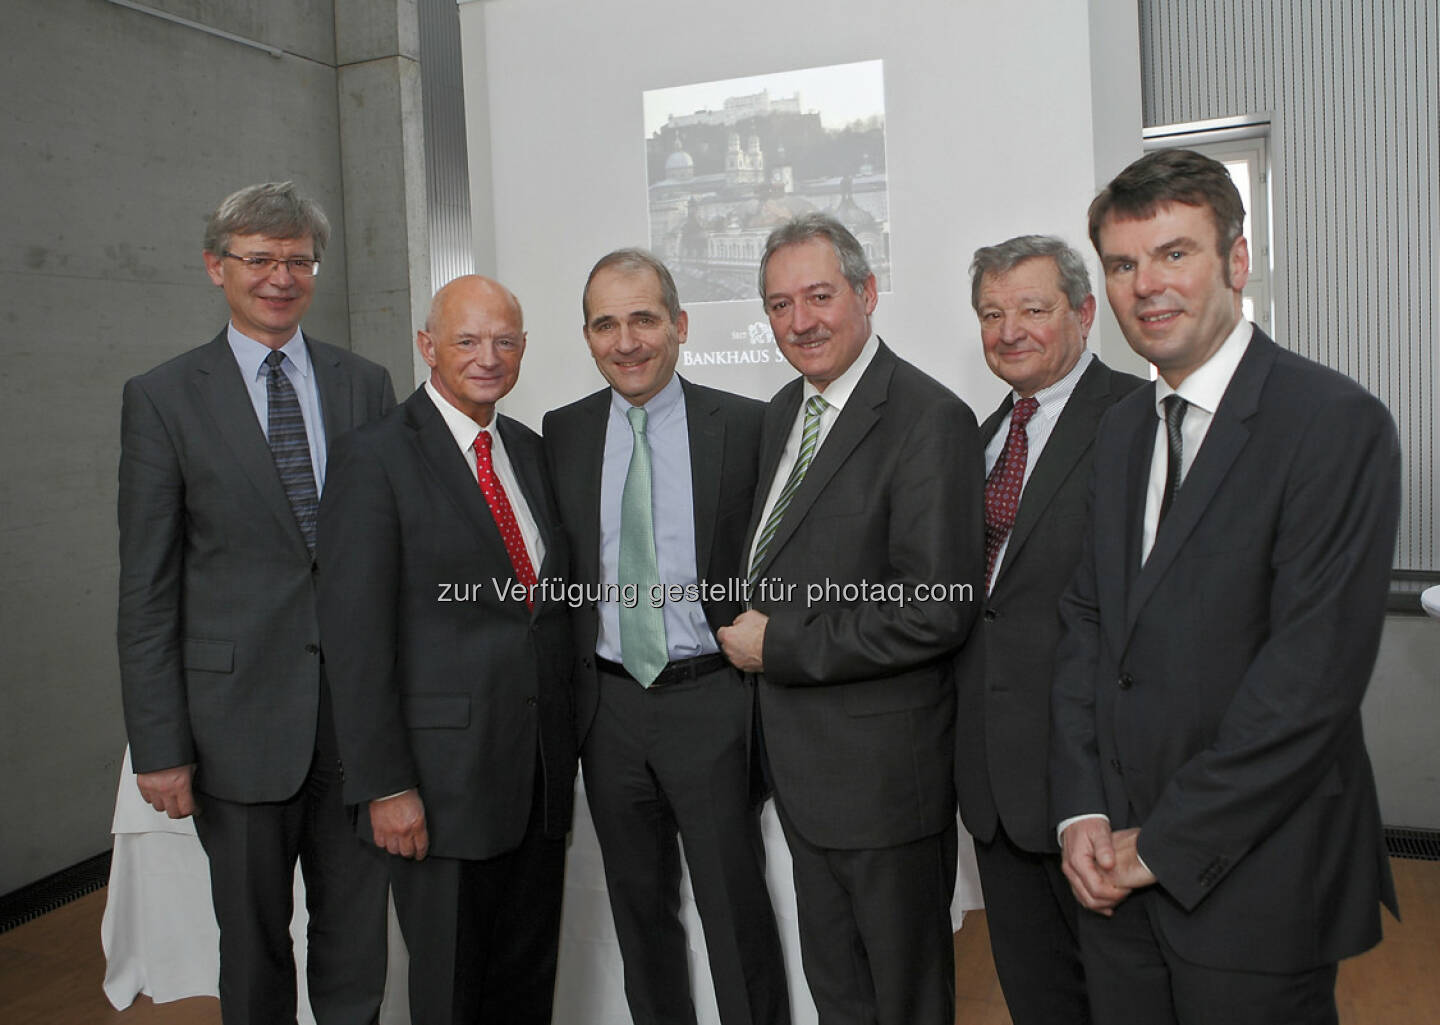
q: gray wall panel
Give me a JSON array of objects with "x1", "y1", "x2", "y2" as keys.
[{"x1": 1141, "y1": 0, "x2": 1437, "y2": 572}]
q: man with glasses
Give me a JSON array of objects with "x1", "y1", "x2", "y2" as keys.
[{"x1": 118, "y1": 181, "x2": 394, "y2": 1025}]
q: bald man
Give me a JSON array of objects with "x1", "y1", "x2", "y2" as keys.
[{"x1": 319, "y1": 276, "x2": 577, "y2": 1025}]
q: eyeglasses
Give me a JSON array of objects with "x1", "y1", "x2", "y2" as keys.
[{"x1": 222, "y1": 251, "x2": 321, "y2": 278}]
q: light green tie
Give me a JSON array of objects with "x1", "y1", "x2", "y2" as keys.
[
  {"x1": 619, "y1": 406, "x2": 668, "y2": 686},
  {"x1": 749, "y1": 394, "x2": 828, "y2": 585}
]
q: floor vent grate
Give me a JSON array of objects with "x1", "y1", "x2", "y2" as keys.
[
  {"x1": 0, "y1": 850, "x2": 112, "y2": 934},
  {"x1": 1385, "y1": 826, "x2": 1440, "y2": 861}
]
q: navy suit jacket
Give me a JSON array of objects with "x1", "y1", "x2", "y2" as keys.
[{"x1": 1050, "y1": 329, "x2": 1400, "y2": 971}]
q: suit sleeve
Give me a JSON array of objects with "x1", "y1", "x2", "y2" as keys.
[
  {"x1": 1048, "y1": 456, "x2": 1109, "y2": 828},
  {"x1": 117, "y1": 376, "x2": 194, "y2": 773},
  {"x1": 763, "y1": 395, "x2": 985, "y2": 684},
  {"x1": 317, "y1": 430, "x2": 419, "y2": 805},
  {"x1": 1138, "y1": 390, "x2": 1401, "y2": 910}
]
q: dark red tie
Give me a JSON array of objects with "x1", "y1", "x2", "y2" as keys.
[
  {"x1": 984, "y1": 396, "x2": 1040, "y2": 591},
  {"x1": 474, "y1": 431, "x2": 536, "y2": 608}
]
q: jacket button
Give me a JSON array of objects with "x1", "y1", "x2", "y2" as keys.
[
  {"x1": 983, "y1": 608, "x2": 998, "y2": 621},
  {"x1": 1109, "y1": 758, "x2": 1122, "y2": 773},
  {"x1": 526, "y1": 696, "x2": 537, "y2": 707},
  {"x1": 1118, "y1": 673, "x2": 1134, "y2": 689},
  {"x1": 305, "y1": 643, "x2": 320, "y2": 655}
]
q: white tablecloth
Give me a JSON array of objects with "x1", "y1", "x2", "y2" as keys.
[{"x1": 103, "y1": 752, "x2": 984, "y2": 1024}]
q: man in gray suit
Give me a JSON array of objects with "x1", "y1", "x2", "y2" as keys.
[
  {"x1": 719, "y1": 213, "x2": 984, "y2": 1025},
  {"x1": 118, "y1": 182, "x2": 394, "y2": 1025},
  {"x1": 543, "y1": 248, "x2": 789, "y2": 1025},
  {"x1": 954, "y1": 235, "x2": 1143, "y2": 1025}
]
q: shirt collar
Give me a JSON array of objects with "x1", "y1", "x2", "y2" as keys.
[
  {"x1": 609, "y1": 371, "x2": 683, "y2": 429},
  {"x1": 1016, "y1": 348, "x2": 1094, "y2": 415},
  {"x1": 1154, "y1": 318, "x2": 1253, "y2": 417},
  {"x1": 424, "y1": 378, "x2": 498, "y2": 454},
  {"x1": 803, "y1": 331, "x2": 880, "y2": 412},
  {"x1": 227, "y1": 323, "x2": 310, "y2": 381}
]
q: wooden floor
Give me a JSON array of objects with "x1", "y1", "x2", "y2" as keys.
[{"x1": 1, "y1": 857, "x2": 1435, "y2": 1024}]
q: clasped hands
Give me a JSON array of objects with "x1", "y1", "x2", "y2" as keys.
[{"x1": 1059, "y1": 820, "x2": 1157, "y2": 915}]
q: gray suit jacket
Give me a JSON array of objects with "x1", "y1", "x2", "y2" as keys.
[
  {"x1": 1050, "y1": 329, "x2": 1400, "y2": 971},
  {"x1": 746, "y1": 340, "x2": 984, "y2": 850},
  {"x1": 955, "y1": 357, "x2": 1144, "y2": 853},
  {"x1": 118, "y1": 330, "x2": 395, "y2": 803},
  {"x1": 542, "y1": 377, "x2": 764, "y2": 741}
]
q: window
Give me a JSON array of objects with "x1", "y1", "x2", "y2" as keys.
[{"x1": 1143, "y1": 116, "x2": 1273, "y2": 333}]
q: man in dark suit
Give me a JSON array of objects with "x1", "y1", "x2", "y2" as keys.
[
  {"x1": 118, "y1": 182, "x2": 393, "y2": 1025},
  {"x1": 317, "y1": 275, "x2": 576, "y2": 1025},
  {"x1": 719, "y1": 213, "x2": 984, "y2": 1025},
  {"x1": 542, "y1": 248, "x2": 789, "y2": 1025},
  {"x1": 955, "y1": 234, "x2": 1144, "y2": 1025},
  {"x1": 1051, "y1": 148, "x2": 1401, "y2": 1025}
]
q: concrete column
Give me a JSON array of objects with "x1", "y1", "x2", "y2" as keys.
[{"x1": 335, "y1": 0, "x2": 431, "y2": 391}]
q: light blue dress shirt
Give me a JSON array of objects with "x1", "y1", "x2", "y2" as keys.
[
  {"x1": 226, "y1": 324, "x2": 328, "y2": 492},
  {"x1": 596, "y1": 374, "x2": 717, "y2": 662}
]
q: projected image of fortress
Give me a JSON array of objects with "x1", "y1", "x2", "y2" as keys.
[{"x1": 644, "y1": 60, "x2": 891, "y2": 305}]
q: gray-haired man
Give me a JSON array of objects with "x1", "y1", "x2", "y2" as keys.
[{"x1": 119, "y1": 182, "x2": 393, "y2": 1024}]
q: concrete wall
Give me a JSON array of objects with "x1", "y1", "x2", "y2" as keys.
[{"x1": 0, "y1": 0, "x2": 434, "y2": 895}]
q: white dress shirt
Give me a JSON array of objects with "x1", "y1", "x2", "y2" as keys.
[
  {"x1": 423, "y1": 379, "x2": 544, "y2": 571},
  {"x1": 748, "y1": 332, "x2": 881, "y2": 571},
  {"x1": 1141, "y1": 318, "x2": 1253, "y2": 562},
  {"x1": 983, "y1": 349, "x2": 1095, "y2": 594}
]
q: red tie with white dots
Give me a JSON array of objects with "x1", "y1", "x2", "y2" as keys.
[
  {"x1": 983, "y1": 396, "x2": 1040, "y2": 592},
  {"x1": 474, "y1": 430, "x2": 536, "y2": 608}
]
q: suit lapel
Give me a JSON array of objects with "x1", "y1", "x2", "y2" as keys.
[
  {"x1": 568, "y1": 391, "x2": 610, "y2": 587},
  {"x1": 750, "y1": 345, "x2": 890, "y2": 581},
  {"x1": 499, "y1": 414, "x2": 561, "y2": 586},
  {"x1": 191, "y1": 334, "x2": 310, "y2": 556},
  {"x1": 682, "y1": 379, "x2": 725, "y2": 576},
  {"x1": 744, "y1": 380, "x2": 803, "y2": 559},
  {"x1": 979, "y1": 394, "x2": 1011, "y2": 446},
  {"x1": 996, "y1": 361, "x2": 1109, "y2": 583},
  {"x1": 308, "y1": 338, "x2": 354, "y2": 441},
  {"x1": 406, "y1": 390, "x2": 511, "y2": 566},
  {"x1": 1122, "y1": 336, "x2": 1275, "y2": 643}
]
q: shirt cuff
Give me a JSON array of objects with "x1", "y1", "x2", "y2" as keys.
[{"x1": 1056, "y1": 812, "x2": 1109, "y2": 847}]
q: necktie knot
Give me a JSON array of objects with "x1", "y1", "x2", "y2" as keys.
[
  {"x1": 627, "y1": 405, "x2": 648, "y2": 436},
  {"x1": 1011, "y1": 395, "x2": 1039, "y2": 428},
  {"x1": 474, "y1": 430, "x2": 493, "y2": 457},
  {"x1": 804, "y1": 395, "x2": 828, "y2": 421}
]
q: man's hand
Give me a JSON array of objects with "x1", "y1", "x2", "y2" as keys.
[
  {"x1": 718, "y1": 610, "x2": 769, "y2": 673},
  {"x1": 1060, "y1": 817, "x2": 1132, "y2": 914},
  {"x1": 136, "y1": 765, "x2": 196, "y2": 819},
  {"x1": 1105, "y1": 827, "x2": 1157, "y2": 890},
  {"x1": 370, "y1": 790, "x2": 429, "y2": 860}
]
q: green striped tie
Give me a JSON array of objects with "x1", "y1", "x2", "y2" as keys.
[
  {"x1": 619, "y1": 406, "x2": 668, "y2": 686},
  {"x1": 749, "y1": 395, "x2": 828, "y2": 585}
]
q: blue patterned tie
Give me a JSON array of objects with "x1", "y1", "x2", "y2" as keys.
[
  {"x1": 749, "y1": 394, "x2": 828, "y2": 586},
  {"x1": 264, "y1": 350, "x2": 319, "y2": 553}
]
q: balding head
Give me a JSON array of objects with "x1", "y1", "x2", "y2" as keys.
[{"x1": 417, "y1": 275, "x2": 528, "y2": 426}]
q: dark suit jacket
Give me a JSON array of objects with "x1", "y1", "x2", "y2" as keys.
[
  {"x1": 955, "y1": 357, "x2": 1144, "y2": 853},
  {"x1": 316, "y1": 387, "x2": 576, "y2": 861},
  {"x1": 118, "y1": 330, "x2": 395, "y2": 803},
  {"x1": 1050, "y1": 329, "x2": 1401, "y2": 972},
  {"x1": 746, "y1": 340, "x2": 985, "y2": 850},
  {"x1": 542, "y1": 377, "x2": 763, "y2": 740}
]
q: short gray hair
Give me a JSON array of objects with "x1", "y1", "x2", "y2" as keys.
[
  {"x1": 203, "y1": 182, "x2": 331, "y2": 260},
  {"x1": 758, "y1": 213, "x2": 872, "y2": 299},
  {"x1": 582, "y1": 248, "x2": 681, "y2": 323},
  {"x1": 970, "y1": 235, "x2": 1091, "y2": 311}
]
